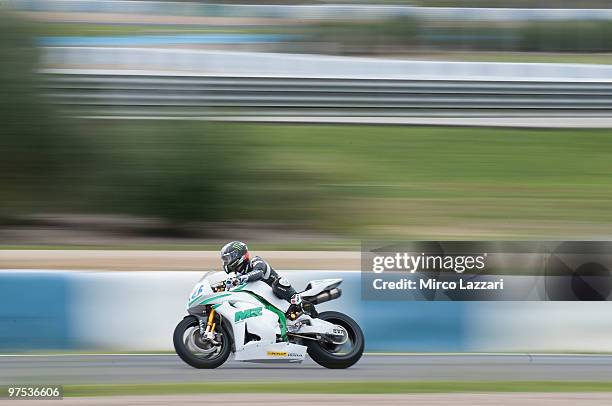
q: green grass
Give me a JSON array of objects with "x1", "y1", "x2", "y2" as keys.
[
  {"x1": 62, "y1": 121, "x2": 612, "y2": 240},
  {"x1": 222, "y1": 123, "x2": 612, "y2": 238},
  {"x1": 8, "y1": 119, "x2": 612, "y2": 242},
  {"x1": 63, "y1": 381, "x2": 612, "y2": 396}
]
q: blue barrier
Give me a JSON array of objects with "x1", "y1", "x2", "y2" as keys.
[
  {"x1": 0, "y1": 272, "x2": 74, "y2": 350},
  {"x1": 362, "y1": 302, "x2": 465, "y2": 352},
  {"x1": 4, "y1": 270, "x2": 606, "y2": 353},
  {"x1": 0, "y1": 270, "x2": 466, "y2": 352}
]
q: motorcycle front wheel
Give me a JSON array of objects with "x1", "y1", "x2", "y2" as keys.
[
  {"x1": 173, "y1": 316, "x2": 231, "y2": 369},
  {"x1": 307, "y1": 311, "x2": 364, "y2": 369}
]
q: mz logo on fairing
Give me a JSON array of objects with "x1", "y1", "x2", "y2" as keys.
[{"x1": 234, "y1": 307, "x2": 263, "y2": 322}]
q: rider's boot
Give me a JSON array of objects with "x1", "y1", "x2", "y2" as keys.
[{"x1": 286, "y1": 294, "x2": 317, "y2": 321}]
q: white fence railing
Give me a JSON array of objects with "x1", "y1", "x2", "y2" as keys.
[
  {"x1": 43, "y1": 48, "x2": 612, "y2": 82},
  {"x1": 39, "y1": 49, "x2": 612, "y2": 118}
]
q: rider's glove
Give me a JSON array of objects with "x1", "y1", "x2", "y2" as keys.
[
  {"x1": 224, "y1": 278, "x2": 238, "y2": 290},
  {"x1": 225, "y1": 275, "x2": 248, "y2": 290}
]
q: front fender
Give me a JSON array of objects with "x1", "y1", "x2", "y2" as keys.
[
  {"x1": 182, "y1": 315, "x2": 197, "y2": 321},
  {"x1": 187, "y1": 305, "x2": 208, "y2": 316}
]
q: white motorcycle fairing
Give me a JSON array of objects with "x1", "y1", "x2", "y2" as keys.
[
  {"x1": 187, "y1": 272, "x2": 343, "y2": 363},
  {"x1": 300, "y1": 278, "x2": 342, "y2": 298}
]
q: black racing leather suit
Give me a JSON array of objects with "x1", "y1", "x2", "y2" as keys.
[{"x1": 237, "y1": 256, "x2": 296, "y2": 302}]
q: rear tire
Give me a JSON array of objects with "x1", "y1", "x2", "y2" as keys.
[
  {"x1": 173, "y1": 316, "x2": 231, "y2": 369},
  {"x1": 307, "y1": 311, "x2": 364, "y2": 369}
]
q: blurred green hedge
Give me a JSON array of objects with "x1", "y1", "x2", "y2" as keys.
[
  {"x1": 312, "y1": 17, "x2": 420, "y2": 54},
  {"x1": 307, "y1": 18, "x2": 612, "y2": 54},
  {"x1": 519, "y1": 21, "x2": 612, "y2": 52},
  {"x1": 88, "y1": 121, "x2": 323, "y2": 229},
  {"x1": 0, "y1": 11, "x2": 91, "y2": 220},
  {"x1": 0, "y1": 12, "x2": 321, "y2": 231}
]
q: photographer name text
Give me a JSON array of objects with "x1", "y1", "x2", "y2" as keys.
[{"x1": 372, "y1": 277, "x2": 504, "y2": 291}]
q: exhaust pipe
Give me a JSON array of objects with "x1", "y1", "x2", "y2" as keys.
[{"x1": 309, "y1": 288, "x2": 342, "y2": 305}]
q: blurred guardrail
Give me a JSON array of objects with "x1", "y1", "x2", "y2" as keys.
[
  {"x1": 2, "y1": 270, "x2": 612, "y2": 352},
  {"x1": 44, "y1": 73, "x2": 612, "y2": 118},
  {"x1": 11, "y1": 0, "x2": 612, "y2": 21},
  {"x1": 41, "y1": 48, "x2": 612, "y2": 118}
]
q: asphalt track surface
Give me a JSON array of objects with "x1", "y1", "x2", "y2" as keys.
[{"x1": 4, "y1": 354, "x2": 612, "y2": 385}]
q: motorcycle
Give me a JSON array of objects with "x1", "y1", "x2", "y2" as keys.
[{"x1": 173, "y1": 271, "x2": 364, "y2": 369}]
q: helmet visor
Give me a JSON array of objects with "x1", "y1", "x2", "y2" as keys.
[{"x1": 221, "y1": 249, "x2": 242, "y2": 267}]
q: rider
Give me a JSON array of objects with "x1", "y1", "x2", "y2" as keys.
[{"x1": 220, "y1": 241, "x2": 315, "y2": 320}]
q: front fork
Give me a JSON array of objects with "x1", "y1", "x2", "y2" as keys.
[
  {"x1": 206, "y1": 309, "x2": 217, "y2": 338},
  {"x1": 200, "y1": 308, "x2": 217, "y2": 341}
]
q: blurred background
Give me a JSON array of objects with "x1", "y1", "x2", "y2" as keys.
[
  {"x1": 2, "y1": 0, "x2": 612, "y2": 251},
  {"x1": 1, "y1": 0, "x2": 612, "y2": 355}
]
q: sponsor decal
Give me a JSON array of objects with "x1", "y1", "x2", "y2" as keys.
[
  {"x1": 266, "y1": 351, "x2": 288, "y2": 357},
  {"x1": 234, "y1": 307, "x2": 263, "y2": 322}
]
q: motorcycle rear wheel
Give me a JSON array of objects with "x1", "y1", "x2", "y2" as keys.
[{"x1": 306, "y1": 311, "x2": 364, "y2": 369}]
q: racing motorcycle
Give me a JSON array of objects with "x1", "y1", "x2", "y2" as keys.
[{"x1": 173, "y1": 271, "x2": 364, "y2": 369}]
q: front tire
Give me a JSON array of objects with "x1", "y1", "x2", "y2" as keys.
[
  {"x1": 307, "y1": 311, "x2": 364, "y2": 369},
  {"x1": 173, "y1": 316, "x2": 231, "y2": 369}
]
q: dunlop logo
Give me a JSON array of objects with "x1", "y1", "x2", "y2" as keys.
[{"x1": 266, "y1": 351, "x2": 288, "y2": 357}]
